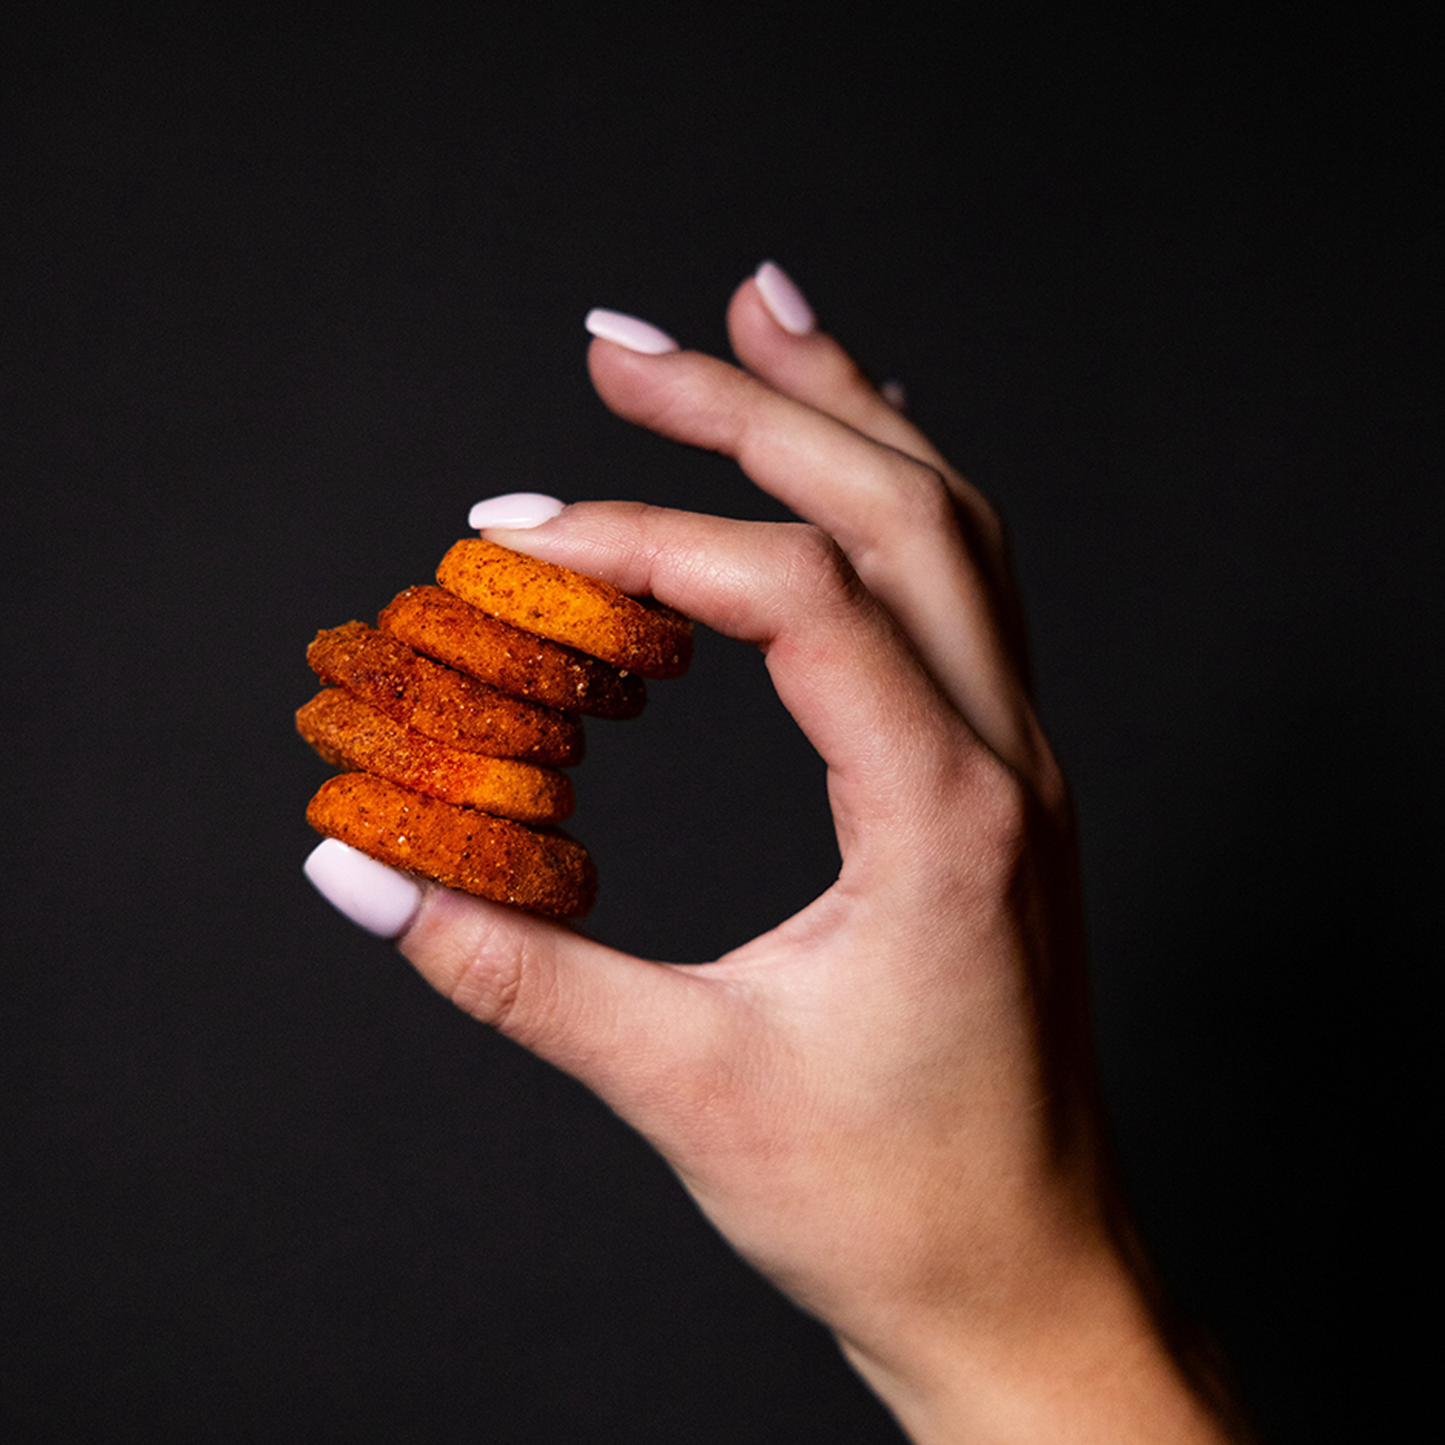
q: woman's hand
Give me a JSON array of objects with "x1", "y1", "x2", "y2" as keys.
[{"x1": 306, "y1": 265, "x2": 1243, "y2": 1443}]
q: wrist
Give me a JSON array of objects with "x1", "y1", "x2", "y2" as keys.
[{"x1": 837, "y1": 1237, "x2": 1245, "y2": 1445}]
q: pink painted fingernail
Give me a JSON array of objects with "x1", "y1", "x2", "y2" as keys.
[
  {"x1": 584, "y1": 308, "x2": 680, "y2": 355},
  {"x1": 468, "y1": 493, "x2": 566, "y2": 530},
  {"x1": 754, "y1": 260, "x2": 816, "y2": 335},
  {"x1": 304, "y1": 838, "x2": 422, "y2": 939}
]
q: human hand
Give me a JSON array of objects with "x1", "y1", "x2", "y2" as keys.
[{"x1": 305, "y1": 264, "x2": 1242, "y2": 1443}]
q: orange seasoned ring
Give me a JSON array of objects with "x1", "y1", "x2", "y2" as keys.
[
  {"x1": 436, "y1": 540, "x2": 692, "y2": 679},
  {"x1": 306, "y1": 773, "x2": 597, "y2": 917},
  {"x1": 379, "y1": 585, "x2": 646, "y2": 719},
  {"x1": 297, "y1": 689, "x2": 573, "y2": 825},
  {"x1": 307, "y1": 621, "x2": 582, "y2": 765}
]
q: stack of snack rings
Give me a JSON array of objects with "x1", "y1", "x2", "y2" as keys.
[{"x1": 299, "y1": 539, "x2": 692, "y2": 918}]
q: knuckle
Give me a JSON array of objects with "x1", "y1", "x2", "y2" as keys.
[
  {"x1": 686, "y1": 360, "x2": 777, "y2": 449},
  {"x1": 975, "y1": 754, "x2": 1031, "y2": 851},
  {"x1": 948, "y1": 749, "x2": 1033, "y2": 882},
  {"x1": 859, "y1": 462, "x2": 1012, "y2": 589},
  {"x1": 889, "y1": 462, "x2": 958, "y2": 534},
  {"x1": 400, "y1": 890, "x2": 547, "y2": 1038},
  {"x1": 777, "y1": 523, "x2": 865, "y2": 617},
  {"x1": 644, "y1": 365, "x2": 726, "y2": 436},
  {"x1": 879, "y1": 455, "x2": 1003, "y2": 552},
  {"x1": 843, "y1": 462, "x2": 961, "y2": 586},
  {"x1": 887, "y1": 744, "x2": 1034, "y2": 911},
  {"x1": 447, "y1": 939, "x2": 526, "y2": 1031},
  {"x1": 626, "y1": 355, "x2": 757, "y2": 451},
  {"x1": 852, "y1": 459, "x2": 960, "y2": 560}
]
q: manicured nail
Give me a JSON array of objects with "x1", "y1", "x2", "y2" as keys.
[
  {"x1": 584, "y1": 308, "x2": 680, "y2": 355},
  {"x1": 468, "y1": 493, "x2": 565, "y2": 530},
  {"x1": 754, "y1": 260, "x2": 816, "y2": 336},
  {"x1": 304, "y1": 838, "x2": 422, "y2": 939}
]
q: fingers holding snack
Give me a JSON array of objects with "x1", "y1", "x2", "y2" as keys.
[{"x1": 481, "y1": 502, "x2": 994, "y2": 860}]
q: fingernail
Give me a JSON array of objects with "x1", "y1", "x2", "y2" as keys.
[
  {"x1": 304, "y1": 838, "x2": 422, "y2": 939},
  {"x1": 754, "y1": 260, "x2": 816, "y2": 336},
  {"x1": 584, "y1": 308, "x2": 680, "y2": 355},
  {"x1": 468, "y1": 493, "x2": 566, "y2": 530}
]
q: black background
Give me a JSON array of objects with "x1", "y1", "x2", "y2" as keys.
[{"x1": 3, "y1": 7, "x2": 1438, "y2": 1442}]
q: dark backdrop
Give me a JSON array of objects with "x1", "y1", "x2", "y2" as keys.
[{"x1": 4, "y1": 9, "x2": 1438, "y2": 1443}]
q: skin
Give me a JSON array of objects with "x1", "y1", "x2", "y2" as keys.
[{"x1": 393, "y1": 277, "x2": 1249, "y2": 1442}]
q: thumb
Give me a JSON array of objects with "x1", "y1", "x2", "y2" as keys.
[{"x1": 305, "y1": 838, "x2": 720, "y2": 1111}]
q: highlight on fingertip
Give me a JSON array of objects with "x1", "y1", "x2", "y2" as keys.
[
  {"x1": 304, "y1": 838, "x2": 423, "y2": 939},
  {"x1": 584, "y1": 308, "x2": 680, "y2": 355},
  {"x1": 468, "y1": 493, "x2": 566, "y2": 530},
  {"x1": 754, "y1": 260, "x2": 817, "y2": 336}
]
